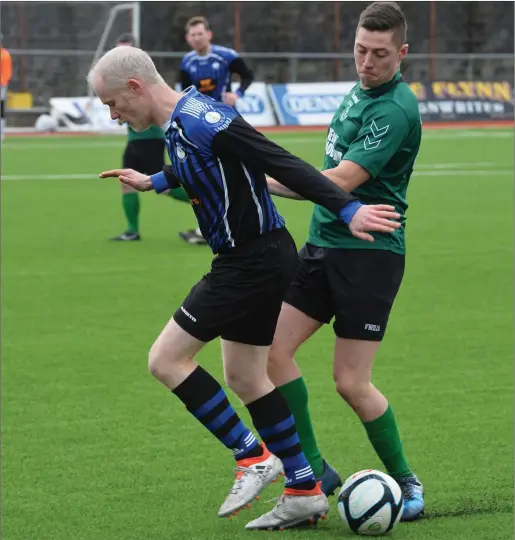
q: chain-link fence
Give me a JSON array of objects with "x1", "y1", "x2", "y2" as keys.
[
  {"x1": 5, "y1": 50, "x2": 513, "y2": 107},
  {"x1": 1, "y1": 1, "x2": 513, "y2": 106}
]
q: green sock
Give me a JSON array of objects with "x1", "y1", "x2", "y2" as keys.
[
  {"x1": 168, "y1": 187, "x2": 190, "y2": 203},
  {"x1": 278, "y1": 378, "x2": 325, "y2": 477},
  {"x1": 363, "y1": 404, "x2": 412, "y2": 478},
  {"x1": 122, "y1": 192, "x2": 140, "y2": 233}
]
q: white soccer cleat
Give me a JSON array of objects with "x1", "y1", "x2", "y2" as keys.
[
  {"x1": 218, "y1": 444, "x2": 284, "y2": 518},
  {"x1": 245, "y1": 482, "x2": 329, "y2": 530}
]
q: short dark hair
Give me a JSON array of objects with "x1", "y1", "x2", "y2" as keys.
[
  {"x1": 185, "y1": 16, "x2": 210, "y2": 33},
  {"x1": 116, "y1": 32, "x2": 137, "y2": 47},
  {"x1": 357, "y1": 2, "x2": 407, "y2": 47}
]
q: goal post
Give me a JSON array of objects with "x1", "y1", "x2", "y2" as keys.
[
  {"x1": 87, "y1": 2, "x2": 141, "y2": 97},
  {"x1": 26, "y1": 2, "x2": 143, "y2": 134}
]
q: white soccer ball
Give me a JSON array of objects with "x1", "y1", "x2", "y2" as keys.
[
  {"x1": 35, "y1": 114, "x2": 58, "y2": 132},
  {"x1": 337, "y1": 469, "x2": 403, "y2": 536}
]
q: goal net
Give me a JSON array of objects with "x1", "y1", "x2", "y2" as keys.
[{"x1": 41, "y1": 2, "x2": 140, "y2": 133}]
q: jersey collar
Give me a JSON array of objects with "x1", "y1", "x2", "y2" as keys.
[
  {"x1": 192, "y1": 44, "x2": 212, "y2": 58},
  {"x1": 361, "y1": 70, "x2": 403, "y2": 97},
  {"x1": 168, "y1": 86, "x2": 199, "y2": 129}
]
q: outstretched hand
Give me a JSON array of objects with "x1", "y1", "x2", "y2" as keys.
[
  {"x1": 349, "y1": 204, "x2": 401, "y2": 242},
  {"x1": 99, "y1": 168, "x2": 153, "y2": 192},
  {"x1": 222, "y1": 92, "x2": 239, "y2": 106}
]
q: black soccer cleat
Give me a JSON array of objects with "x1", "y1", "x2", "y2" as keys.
[
  {"x1": 110, "y1": 231, "x2": 141, "y2": 241},
  {"x1": 179, "y1": 229, "x2": 207, "y2": 245}
]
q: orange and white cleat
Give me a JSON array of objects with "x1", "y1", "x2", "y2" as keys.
[
  {"x1": 245, "y1": 482, "x2": 329, "y2": 530},
  {"x1": 218, "y1": 444, "x2": 283, "y2": 518}
]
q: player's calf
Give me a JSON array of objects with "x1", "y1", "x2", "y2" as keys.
[{"x1": 148, "y1": 319, "x2": 278, "y2": 517}]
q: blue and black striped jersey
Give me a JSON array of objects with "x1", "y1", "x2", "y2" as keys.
[{"x1": 151, "y1": 87, "x2": 356, "y2": 254}]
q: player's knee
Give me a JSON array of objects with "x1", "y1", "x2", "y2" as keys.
[
  {"x1": 224, "y1": 368, "x2": 249, "y2": 395},
  {"x1": 334, "y1": 376, "x2": 370, "y2": 406},
  {"x1": 224, "y1": 365, "x2": 265, "y2": 399},
  {"x1": 148, "y1": 342, "x2": 170, "y2": 381},
  {"x1": 267, "y1": 341, "x2": 294, "y2": 375}
]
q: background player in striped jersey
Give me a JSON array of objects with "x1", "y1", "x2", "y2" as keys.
[
  {"x1": 111, "y1": 33, "x2": 205, "y2": 244},
  {"x1": 178, "y1": 15, "x2": 254, "y2": 244},
  {"x1": 180, "y1": 16, "x2": 254, "y2": 106},
  {"x1": 92, "y1": 45, "x2": 402, "y2": 530}
]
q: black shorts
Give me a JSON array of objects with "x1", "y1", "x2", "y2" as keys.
[
  {"x1": 284, "y1": 244, "x2": 405, "y2": 341},
  {"x1": 174, "y1": 228, "x2": 298, "y2": 346},
  {"x1": 123, "y1": 139, "x2": 165, "y2": 175}
]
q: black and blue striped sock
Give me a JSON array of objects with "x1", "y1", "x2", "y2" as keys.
[
  {"x1": 247, "y1": 389, "x2": 316, "y2": 490},
  {"x1": 172, "y1": 366, "x2": 263, "y2": 460}
]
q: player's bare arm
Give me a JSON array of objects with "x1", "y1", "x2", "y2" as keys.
[
  {"x1": 266, "y1": 160, "x2": 369, "y2": 200},
  {"x1": 266, "y1": 176, "x2": 305, "y2": 200},
  {"x1": 322, "y1": 160, "x2": 370, "y2": 193}
]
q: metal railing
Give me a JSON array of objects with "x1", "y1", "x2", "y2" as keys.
[{"x1": 7, "y1": 50, "x2": 515, "y2": 106}]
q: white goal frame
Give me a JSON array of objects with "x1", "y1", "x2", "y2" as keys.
[{"x1": 87, "y1": 2, "x2": 141, "y2": 97}]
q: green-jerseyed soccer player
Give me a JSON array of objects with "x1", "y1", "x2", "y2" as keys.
[
  {"x1": 266, "y1": 1, "x2": 425, "y2": 522},
  {"x1": 110, "y1": 33, "x2": 206, "y2": 245}
]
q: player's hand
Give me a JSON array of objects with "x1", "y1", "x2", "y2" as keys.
[
  {"x1": 99, "y1": 168, "x2": 153, "y2": 191},
  {"x1": 349, "y1": 204, "x2": 401, "y2": 242},
  {"x1": 222, "y1": 92, "x2": 239, "y2": 106}
]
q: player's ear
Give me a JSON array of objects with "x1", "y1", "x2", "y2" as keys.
[
  {"x1": 207, "y1": 30, "x2": 213, "y2": 41},
  {"x1": 127, "y1": 79, "x2": 143, "y2": 95},
  {"x1": 399, "y1": 44, "x2": 408, "y2": 61}
]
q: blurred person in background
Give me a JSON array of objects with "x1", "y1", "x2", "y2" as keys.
[
  {"x1": 180, "y1": 16, "x2": 254, "y2": 107},
  {"x1": 1, "y1": 38, "x2": 13, "y2": 142}
]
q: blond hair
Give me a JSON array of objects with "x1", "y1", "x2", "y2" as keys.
[{"x1": 87, "y1": 46, "x2": 165, "y2": 89}]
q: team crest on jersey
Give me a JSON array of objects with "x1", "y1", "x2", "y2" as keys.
[
  {"x1": 202, "y1": 110, "x2": 226, "y2": 128},
  {"x1": 175, "y1": 143, "x2": 187, "y2": 162},
  {"x1": 212, "y1": 61, "x2": 220, "y2": 70}
]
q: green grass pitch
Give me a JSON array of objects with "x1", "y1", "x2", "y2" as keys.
[{"x1": 1, "y1": 127, "x2": 513, "y2": 539}]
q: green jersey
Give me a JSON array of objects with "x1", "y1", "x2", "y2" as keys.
[
  {"x1": 307, "y1": 71, "x2": 421, "y2": 254},
  {"x1": 127, "y1": 124, "x2": 164, "y2": 141}
]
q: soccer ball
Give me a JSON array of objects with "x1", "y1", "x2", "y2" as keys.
[
  {"x1": 35, "y1": 114, "x2": 58, "y2": 132},
  {"x1": 337, "y1": 469, "x2": 403, "y2": 536}
]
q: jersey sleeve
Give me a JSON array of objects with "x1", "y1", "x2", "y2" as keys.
[
  {"x1": 180, "y1": 53, "x2": 189, "y2": 71},
  {"x1": 150, "y1": 165, "x2": 181, "y2": 194},
  {"x1": 218, "y1": 46, "x2": 239, "y2": 63},
  {"x1": 180, "y1": 70, "x2": 193, "y2": 91},
  {"x1": 343, "y1": 100, "x2": 410, "y2": 178},
  {"x1": 228, "y1": 57, "x2": 254, "y2": 97},
  {"x1": 211, "y1": 115, "x2": 357, "y2": 215}
]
